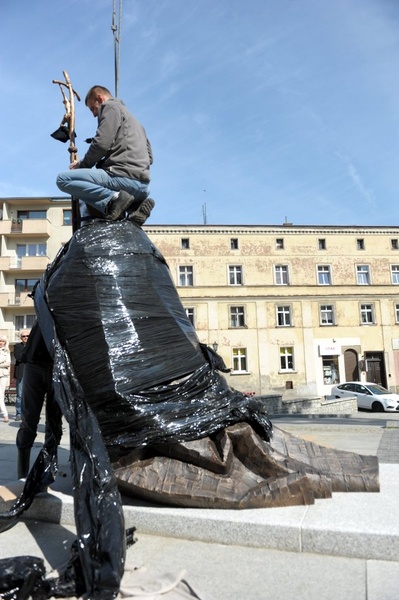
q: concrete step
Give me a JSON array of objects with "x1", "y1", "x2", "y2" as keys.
[{"x1": 1, "y1": 463, "x2": 397, "y2": 563}]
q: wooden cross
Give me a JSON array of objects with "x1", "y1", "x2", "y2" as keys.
[{"x1": 52, "y1": 71, "x2": 81, "y2": 231}]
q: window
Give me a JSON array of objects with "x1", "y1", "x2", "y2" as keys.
[
  {"x1": 178, "y1": 266, "x2": 193, "y2": 286},
  {"x1": 185, "y1": 307, "x2": 195, "y2": 326},
  {"x1": 357, "y1": 238, "x2": 365, "y2": 250},
  {"x1": 15, "y1": 279, "x2": 38, "y2": 300},
  {"x1": 322, "y1": 356, "x2": 339, "y2": 384},
  {"x1": 181, "y1": 238, "x2": 190, "y2": 249},
  {"x1": 276, "y1": 238, "x2": 284, "y2": 250},
  {"x1": 274, "y1": 265, "x2": 289, "y2": 285},
  {"x1": 392, "y1": 239, "x2": 399, "y2": 250},
  {"x1": 280, "y1": 347, "x2": 294, "y2": 371},
  {"x1": 318, "y1": 238, "x2": 326, "y2": 250},
  {"x1": 230, "y1": 238, "x2": 239, "y2": 250},
  {"x1": 276, "y1": 305, "x2": 292, "y2": 327},
  {"x1": 317, "y1": 265, "x2": 331, "y2": 285},
  {"x1": 392, "y1": 266, "x2": 399, "y2": 284},
  {"x1": 360, "y1": 303, "x2": 374, "y2": 324},
  {"x1": 229, "y1": 265, "x2": 242, "y2": 285},
  {"x1": 17, "y1": 210, "x2": 46, "y2": 220},
  {"x1": 230, "y1": 306, "x2": 245, "y2": 327},
  {"x1": 232, "y1": 348, "x2": 247, "y2": 372},
  {"x1": 15, "y1": 315, "x2": 36, "y2": 332},
  {"x1": 395, "y1": 304, "x2": 399, "y2": 324},
  {"x1": 63, "y1": 210, "x2": 72, "y2": 226},
  {"x1": 320, "y1": 304, "x2": 335, "y2": 325},
  {"x1": 16, "y1": 243, "x2": 47, "y2": 257},
  {"x1": 357, "y1": 265, "x2": 370, "y2": 285}
]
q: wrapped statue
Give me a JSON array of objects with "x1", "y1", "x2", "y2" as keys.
[{"x1": 0, "y1": 219, "x2": 379, "y2": 599}]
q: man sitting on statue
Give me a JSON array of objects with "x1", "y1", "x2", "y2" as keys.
[{"x1": 56, "y1": 85, "x2": 154, "y2": 223}]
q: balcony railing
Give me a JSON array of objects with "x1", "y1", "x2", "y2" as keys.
[
  {"x1": 0, "y1": 255, "x2": 49, "y2": 271},
  {"x1": 11, "y1": 219, "x2": 23, "y2": 232},
  {"x1": 0, "y1": 219, "x2": 50, "y2": 236},
  {"x1": 0, "y1": 292, "x2": 34, "y2": 307}
]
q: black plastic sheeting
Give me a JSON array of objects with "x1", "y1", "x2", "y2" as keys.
[
  {"x1": 0, "y1": 528, "x2": 136, "y2": 600},
  {"x1": 0, "y1": 220, "x2": 273, "y2": 599}
]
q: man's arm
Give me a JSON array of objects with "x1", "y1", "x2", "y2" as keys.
[{"x1": 79, "y1": 103, "x2": 121, "y2": 169}]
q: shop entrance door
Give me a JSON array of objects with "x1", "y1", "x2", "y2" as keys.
[{"x1": 364, "y1": 352, "x2": 386, "y2": 388}]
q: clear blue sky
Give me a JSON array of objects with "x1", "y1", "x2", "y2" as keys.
[{"x1": 1, "y1": 0, "x2": 399, "y2": 226}]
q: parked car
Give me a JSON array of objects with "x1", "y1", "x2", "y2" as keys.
[{"x1": 331, "y1": 382, "x2": 399, "y2": 412}]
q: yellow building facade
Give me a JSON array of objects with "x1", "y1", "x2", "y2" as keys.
[
  {"x1": 146, "y1": 224, "x2": 399, "y2": 399},
  {"x1": 2, "y1": 196, "x2": 399, "y2": 400},
  {"x1": 0, "y1": 196, "x2": 72, "y2": 353}
]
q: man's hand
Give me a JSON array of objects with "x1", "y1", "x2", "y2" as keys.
[{"x1": 69, "y1": 160, "x2": 81, "y2": 170}]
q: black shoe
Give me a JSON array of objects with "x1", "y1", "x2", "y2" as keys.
[
  {"x1": 127, "y1": 198, "x2": 155, "y2": 225},
  {"x1": 106, "y1": 191, "x2": 135, "y2": 221}
]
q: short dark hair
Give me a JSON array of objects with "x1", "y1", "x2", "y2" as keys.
[{"x1": 85, "y1": 85, "x2": 112, "y2": 105}]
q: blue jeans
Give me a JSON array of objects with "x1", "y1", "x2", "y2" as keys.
[{"x1": 56, "y1": 168, "x2": 150, "y2": 214}]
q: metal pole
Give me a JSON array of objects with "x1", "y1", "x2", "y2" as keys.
[{"x1": 112, "y1": 0, "x2": 122, "y2": 97}]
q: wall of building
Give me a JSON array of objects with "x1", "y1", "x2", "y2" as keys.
[
  {"x1": 2, "y1": 203, "x2": 398, "y2": 400},
  {"x1": 0, "y1": 197, "x2": 72, "y2": 352},
  {"x1": 146, "y1": 224, "x2": 399, "y2": 399}
]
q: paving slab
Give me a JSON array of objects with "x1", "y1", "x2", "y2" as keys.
[
  {"x1": 2, "y1": 410, "x2": 399, "y2": 599},
  {"x1": 2, "y1": 520, "x2": 399, "y2": 600}
]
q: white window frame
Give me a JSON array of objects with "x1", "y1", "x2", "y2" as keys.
[
  {"x1": 280, "y1": 347, "x2": 294, "y2": 371},
  {"x1": 276, "y1": 238, "x2": 284, "y2": 250},
  {"x1": 232, "y1": 347, "x2": 248, "y2": 373},
  {"x1": 178, "y1": 265, "x2": 193, "y2": 286},
  {"x1": 320, "y1": 304, "x2": 335, "y2": 326},
  {"x1": 63, "y1": 209, "x2": 72, "y2": 226},
  {"x1": 228, "y1": 265, "x2": 243, "y2": 286},
  {"x1": 16, "y1": 243, "x2": 47, "y2": 257},
  {"x1": 185, "y1": 307, "x2": 195, "y2": 326},
  {"x1": 17, "y1": 210, "x2": 46, "y2": 220},
  {"x1": 392, "y1": 265, "x2": 399, "y2": 285},
  {"x1": 276, "y1": 305, "x2": 292, "y2": 327},
  {"x1": 395, "y1": 303, "x2": 399, "y2": 324},
  {"x1": 274, "y1": 265, "x2": 289, "y2": 285},
  {"x1": 230, "y1": 306, "x2": 246, "y2": 328},
  {"x1": 357, "y1": 265, "x2": 370, "y2": 285},
  {"x1": 360, "y1": 303, "x2": 374, "y2": 324},
  {"x1": 15, "y1": 314, "x2": 36, "y2": 333},
  {"x1": 317, "y1": 265, "x2": 332, "y2": 285}
]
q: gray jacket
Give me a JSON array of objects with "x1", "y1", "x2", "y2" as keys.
[{"x1": 79, "y1": 98, "x2": 153, "y2": 182}]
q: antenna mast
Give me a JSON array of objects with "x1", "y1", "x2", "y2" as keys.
[
  {"x1": 111, "y1": 0, "x2": 122, "y2": 97},
  {"x1": 202, "y1": 203, "x2": 207, "y2": 225},
  {"x1": 202, "y1": 190, "x2": 207, "y2": 224}
]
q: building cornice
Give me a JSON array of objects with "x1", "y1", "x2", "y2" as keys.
[
  {"x1": 145, "y1": 224, "x2": 399, "y2": 235},
  {"x1": 1, "y1": 196, "x2": 71, "y2": 205}
]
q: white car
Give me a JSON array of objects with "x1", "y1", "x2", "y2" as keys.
[{"x1": 331, "y1": 382, "x2": 399, "y2": 412}]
